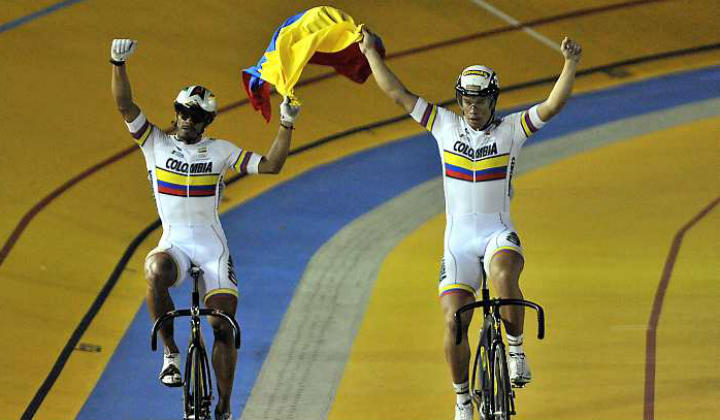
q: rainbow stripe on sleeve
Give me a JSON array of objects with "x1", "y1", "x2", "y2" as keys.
[
  {"x1": 232, "y1": 150, "x2": 255, "y2": 174},
  {"x1": 419, "y1": 103, "x2": 438, "y2": 131},
  {"x1": 442, "y1": 151, "x2": 509, "y2": 183},
  {"x1": 131, "y1": 120, "x2": 152, "y2": 147},
  {"x1": 155, "y1": 167, "x2": 220, "y2": 197},
  {"x1": 520, "y1": 110, "x2": 539, "y2": 137}
]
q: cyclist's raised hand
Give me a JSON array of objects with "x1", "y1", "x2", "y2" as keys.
[
  {"x1": 280, "y1": 96, "x2": 300, "y2": 126},
  {"x1": 561, "y1": 37, "x2": 582, "y2": 63},
  {"x1": 111, "y1": 39, "x2": 137, "y2": 64},
  {"x1": 358, "y1": 26, "x2": 379, "y2": 55}
]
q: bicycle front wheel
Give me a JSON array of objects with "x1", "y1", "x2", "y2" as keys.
[
  {"x1": 472, "y1": 317, "x2": 494, "y2": 419},
  {"x1": 183, "y1": 343, "x2": 195, "y2": 419},
  {"x1": 491, "y1": 343, "x2": 511, "y2": 420},
  {"x1": 184, "y1": 342, "x2": 212, "y2": 420}
]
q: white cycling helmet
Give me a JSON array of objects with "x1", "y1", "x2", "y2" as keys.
[
  {"x1": 455, "y1": 65, "x2": 500, "y2": 129},
  {"x1": 455, "y1": 65, "x2": 500, "y2": 98},
  {"x1": 174, "y1": 85, "x2": 217, "y2": 124}
]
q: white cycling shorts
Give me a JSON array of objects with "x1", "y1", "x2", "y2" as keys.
[
  {"x1": 146, "y1": 224, "x2": 238, "y2": 302},
  {"x1": 438, "y1": 212, "x2": 523, "y2": 297}
]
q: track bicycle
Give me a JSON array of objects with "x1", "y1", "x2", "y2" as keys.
[
  {"x1": 151, "y1": 265, "x2": 241, "y2": 420},
  {"x1": 454, "y1": 274, "x2": 545, "y2": 420}
]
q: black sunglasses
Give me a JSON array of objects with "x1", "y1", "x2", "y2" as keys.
[{"x1": 174, "y1": 103, "x2": 209, "y2": 124}]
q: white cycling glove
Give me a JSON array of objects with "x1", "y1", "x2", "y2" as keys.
[
  {"x1": 280, "y1": 96, "x2": 300, "y2": 126},
  {"x1": 110, "y1": 39, "x2": 137, "y2": 64}
]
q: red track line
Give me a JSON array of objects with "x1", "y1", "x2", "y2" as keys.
[
  {"x1": 0, "y1": 0, "x2": 672, "y2": 268},
  {"x1": 0, "y1": 146, "x2": 135, "y2": 265},
  {"x1": 643, "y1": 196, "x2": 720, "y2": 420}
]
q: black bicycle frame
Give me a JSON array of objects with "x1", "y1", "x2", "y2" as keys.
[
  {"x1": 150, "y1": 266, "x2": 241, "y2": 418},
  {"x1": 451, "y1": 278, "x2": 545, "y2": 420}
]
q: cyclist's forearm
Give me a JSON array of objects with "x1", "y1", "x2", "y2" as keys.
[
  {"x1": 366, "y1": 49, "x2": 402, "y2": 95},
  {"x1": 366, "y1": 49, "x2": 417, "y2": 111},
  {"x1": 112, "y1": 64, "x2": 140, "y2": 122},
  {"x1": 259, "y1": 125, "x2": 292, "y2": 174},
  {"x1": 537, "y1": 59, "x2": 577, "y2": 121}
]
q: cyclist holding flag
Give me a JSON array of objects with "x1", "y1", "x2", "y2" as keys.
[
  {"x1": 359, "y1": 28, "x2": 581, "y2": 420},
  {"x1": 110, "y1": 38, "x2": 300, "y2": 419}
]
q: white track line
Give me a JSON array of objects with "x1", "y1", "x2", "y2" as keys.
[{"x1": 470, "y1": 0, "x2": 560, "y2": 51}]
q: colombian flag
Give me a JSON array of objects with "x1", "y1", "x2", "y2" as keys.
[{"x1": 243, "y1": 6, "x2": 385, "y2": 122}]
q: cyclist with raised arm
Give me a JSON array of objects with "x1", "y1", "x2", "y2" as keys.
[
  {"x1": 359, "y1": 28, "x2": 581, "y2": 420},
  {"x1": 110, "y1": 39, "x2": 300, "y2": 420}
]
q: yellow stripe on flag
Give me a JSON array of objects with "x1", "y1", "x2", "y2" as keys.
[{"x1": 259, "y1": 6, "x2": 363, "y2": 100}]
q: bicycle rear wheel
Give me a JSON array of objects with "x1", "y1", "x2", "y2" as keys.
[{"x1": 491, "y1": 342, "x2": 511, "y2": 420}]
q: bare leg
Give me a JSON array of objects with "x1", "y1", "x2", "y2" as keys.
[
  {"x1": 440, "y1": 291, "x2": 476, "y2": 383},
  {"x1": 488, "y1": 250, "x2": 525, "y2": 337},
  {"x1": 145, "y1": 252, "x2": 179, "y2": 354},
  {"x1": 206, "y1": 294, "x2": 239, "y2": 415}
]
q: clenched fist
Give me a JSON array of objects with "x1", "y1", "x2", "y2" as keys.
[
  {"x1": 110, "y1": 39, "x2": 137, "y2": 63},
  {"x1": 561, "y1": 37, "x2": 582, "y2": 63}
]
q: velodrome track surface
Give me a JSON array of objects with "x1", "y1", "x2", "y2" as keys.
[{"x1": 1, "y1": 1, "x2": 718, "y2": 419}]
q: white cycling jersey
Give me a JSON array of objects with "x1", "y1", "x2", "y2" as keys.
[
  {"x1": 410, "y1": 97, "x2": 545, "y2": 215},
  {"x1": 126, "y1": 111, "x2": 262, "y2": 298},
  {"x1": 410, "y1": 97, "x2": 546, "y2": 296},
  {"x1": 127, "y1": 111, "x2": 261, "y2": 227}
]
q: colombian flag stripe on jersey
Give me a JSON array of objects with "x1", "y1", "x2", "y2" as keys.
[
  {"x1": 443, "y1": 153, "x2": 508, "y2": 183},
  {"x1": 156, "y1": 183, "x2": 186, "y2": 197},
  {"x1": 443, "y1": 153, "x2": 473, "y2": 171},
  {"x1": 445, "y1": 167, "x2": 474, "y2": 182},
  {"x1": 155, "y1": 167, "x2": 219, "y2": 197},
  {"x1": 474, "y1": 166, "x2": 507, "y2": 181},
  {"x1": 474, "y1": 154, "x2": 509, "y2": 170},
  {"x1": 444, "y1": 163, "x2": 473, "y2": 176},
  {"x1": 157, "y1": 181, "x2": 216, "y2": 197},
  {"x1": 443, "y1": 152, "x2": 508, "y2": 168},
  {"x1": 155, "y1": 168, "x2": 219, "y2": 186}
]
